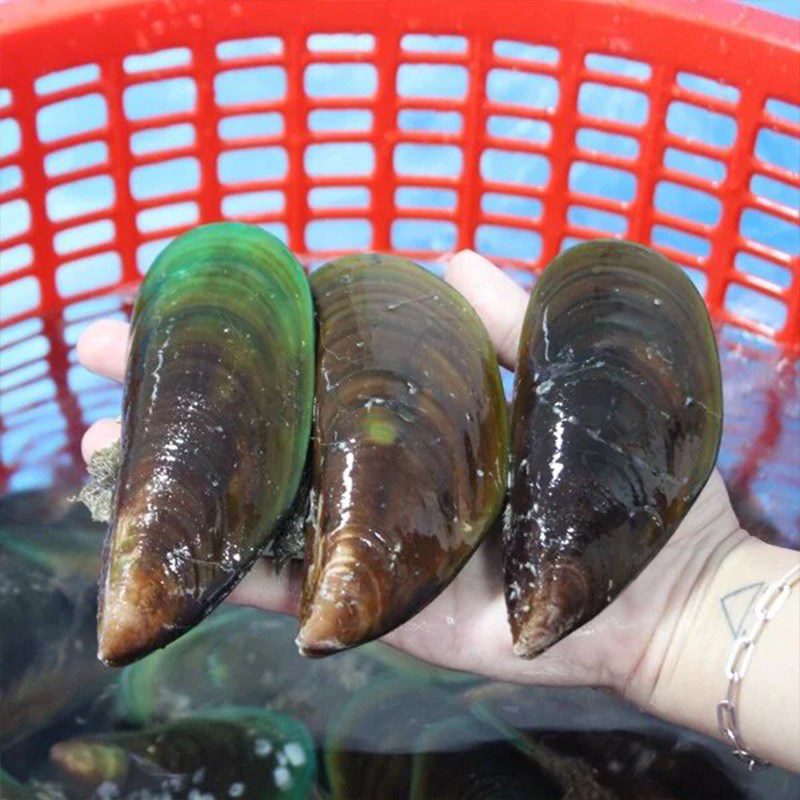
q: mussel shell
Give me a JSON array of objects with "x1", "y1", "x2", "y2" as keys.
[
  {"x1": 0, "y1": 499, "x2": 109, "y2": 749},
  {"x1": 505, "y1": 240, "x2": 722, "y2": 656},
  {"x1": 98, "y1": 223, "x2": 315, "y2": 666},
  {"x1": 297, "y1": 254, "x2": 508, "y2": 656},
  {"x1": 409, "y1": 716, "x2": 562, "y2": 800},
  {"x1": 50, "y1": 707, "x2": 315, "y2": 799}
]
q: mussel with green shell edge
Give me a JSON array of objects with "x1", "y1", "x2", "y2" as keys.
[
  {"x1": 97, "y1": 223, "x2": 315, "y2": 666},
  {"x1": 50, "y1": 706, "x2": 315, "y2": 799},
  {"x1": 504, "y1": 240, "x2": 723, "y2": 657}
]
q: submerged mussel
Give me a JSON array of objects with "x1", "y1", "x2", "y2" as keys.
[
  {"x1": 297, "y1": 254, "x2": 508, "y2": 656},
  {"x1": 505, "y1": 240, "x2": 722, "y2": 657},
  {"x1": 50, "y1": 707, "x2": 315, "y2": 799},
  {"x1": 98, "y1": 223, "x2": 315, "y2": 666},
  {"x1": 0, "y1": 493, "x2": 109, "y2": 748}
]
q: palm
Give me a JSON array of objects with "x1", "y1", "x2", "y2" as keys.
[{"x1": 77, "y1": 250, "x2": 740, "y2": 698}]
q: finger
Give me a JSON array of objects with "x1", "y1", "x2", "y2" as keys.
[
  {"x1": 227, "y1": 558, "x2": 304, "y2": 616},
  {"x1": 81, "y1": 418, "x2": 121, "y2": 463},
  {"x1": 443, "y1": 250, "x2": 529, "y2": 368},
  {"x1": 77, "y1": 319, "x2": 130, "y2": 383}
]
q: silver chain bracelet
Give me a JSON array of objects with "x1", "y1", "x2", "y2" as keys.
[{"x1": 717, "y1": 562, "x2": 800, "y2": 771}]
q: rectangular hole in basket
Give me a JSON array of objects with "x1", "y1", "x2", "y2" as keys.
[
  {"x1": 0, "y1": 88, "x2": 12, "y2": 109},
  {"x1": 219, "y1": 113, "x2": 283, "y2": 141},
  {"x1": 124, "y1": 48, "x2": 192, "y2": 74},
  {"x1": 222, "y1": 190, "x2": 285, "y2": 218},
  {"x1": 68, "y1": 363, "x2": 115, "y2": 393},
  {"x1": 477, "y1": 225, "x2": 541, "y2": 261},
  {"x1": 306, "y1": 218, "x2": 372, "y2": 250},
  {"x1": 488, "y1": 115, "x2": 550, "y2": 144},
  {"x1": 137, "y1": 201, "x2": 199, "y2": 234},
  {"x1": 1, "y1": 276, "x2": 40, "y2": 321},
  {"x1": 308, "y1": 33, "x2": 375, "y2": 52},
  {"x1": 56, "y1": 251, "x2": 122, "y2": 298},
  {"x1": 215, "y1": 67, "x2": 286, "y2": 106},
  {"x1": 130, "y1": 123, "x2": 196, "y2": 156},
  {"x1": 0, "y1": 243, "x2": 33, "y2": 276},
  {"x1": 394, "y1": 143, "x2": 462, "y2": 178},
  {"x1": 568, "y1": 204, "x2": 627, "y2": 235},
  {"x1": 401, "y1": 34, "x2": 467, "y2": 54},
  {"x1": 305, "y1": 142, "x2": 374, "y2": 178},
  {"x1": 309, "y1": 109, "x2": 372, "y2": 133},
  {"x1": 0, "y1": 377, "x2": 56, "y2": 417},
  {"x1": 578, "y1": 82, "x2": 648, "y2": 126},
  {"x1": 725, "y1": 283, "x2": 787, "y2": 330},
  {"x1": 397, "y1": 64, "x2": 468, "y2": 99},
  {"x1": 305, "y1": 64, "x2": 377, "y2": 99},
  {"x1": 397, "y1": 109, "x2": 462, "y2": 134},
  {"x1": 584, "y1": 53, "x2": 651, "y2": 80},
  {"x1": 666, "y1": 102, "x2": 737, "y2": 150},
  {"x1": 663, "y1": 147, "x2": 726, "y2": 184},
  {"x1": 63, "y1": 294, "x2": 126, "y2": 323},
  {"x1": 735, "y1": 251, "x2": 792, "y2": 290},
  {"x1": 765, "y1": 97, "x2": 800, "y2": 125},
  {"x1": 569, "y1": 161, "x2": 635, "y2": 202},
  {"x1": 487, "y1": 69, "x2": 558, "y2": 110},
  {"x1": 0, "y1": 318, "x2": 44, "y2": 350},
  {"x1": 216, "y1": 37, "x2": 283, "y2": 61},
  {"x1": 651, "y1": 224, "x2": 710, "y2": 259},
  {"x1": 482, "y1": 192, "x2": 542, "y2": 221},
  {"x1": 395, "y1": 186, "x2": 457, "y2": 210},
  {"x1": 0, "y1": 118, "x2": 21, "y2": 158},
  {"x1": 124, "y1": 77, "x2": 197, "y2": 122},
  {"x1": 218, "y1": 147, "x2": 288, "y2": 184},
  {"x1": 309, "y1": 186, "x2": 370, "y2": 210},
  {"x1": 44, "y1": 140, "x2": 108, "y2": 178},
  {"x1": 681, "y1": 265, "x2": 707, "y2": 295},
  {"x1": 676, "y1": 72, "x2": 739, "y2": 105},
  {"x1": 36, "y1": 93, "x2": 108, "y2": 143},
  {"x1": 137, "y1": 236, "x2": 174, "y2": 274},
  {"x1": 740, "y1": 208, "x2": 800, "y2": 257},
  {"x1": 53, "y1": 219, "x2": 115, "y2": 256},
  {"x1": 755, "y1": 128, "x2": 800, "y2": 173},
  {"x1": 35, "y1": 63, "x2": 100, "y2": 96},
  {"x1": 0, "y1": 198, "x2": 30, "y2": 241},
  {"x1": 750, "y1": 173, "x2": 800, "y2": 212},
  {"x1": 131, "y1": 157, "x2": 200, "y2": 200},
  {"x1": 482, "y1": 149, "x2": 550, "y2": 188},
  {"x1": 391, "y1": 219, "x2": 457, "y2": 252},
  {"x1": 0, "y1": 358, "x2": 49, "y2": 394},
  {"x1": 493, "y1": 40, "x2": 558, "y2": 65},
  {"x1": 654, "y1": 181, "x2": 721, "y2": 226},
  {"x1": 259, "y1": 223, "x2": 288, "y2": 244},
  {"x1": 576, "y1": 128, "x2": 639, "y2": 159}
]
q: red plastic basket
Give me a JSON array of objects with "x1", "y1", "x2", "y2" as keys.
[{"x1": 0, "y1": 0, "x2": 798, "y2": 492}]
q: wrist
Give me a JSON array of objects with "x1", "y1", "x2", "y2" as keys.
[{"x1": 634, "y1": 533, "x2": 800, "y2": 769}]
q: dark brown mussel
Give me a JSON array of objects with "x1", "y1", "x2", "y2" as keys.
[
  {"x1": 297, "y1": 254, "x2": 508, "y2": 656},
  {"x1": 505, "y1": 240, "x2": 722, "y2": 657},
  {"x1": 98, "y1": 223, "x2": 315, "y2": 666}
]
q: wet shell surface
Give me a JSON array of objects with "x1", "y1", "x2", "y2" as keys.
[
  {"x1": 98, "y1": 223, "x2": 315, "y2": 666},
  {"x1": 505, "y1": 240, "x2": 723, "y2": 657},
  {"x1": 297, "y1": 254, "x2": 509, "y2": 656}
]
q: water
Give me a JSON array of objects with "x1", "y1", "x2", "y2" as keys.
[{"x1": 1, "y1": 484, "x2": 798, "y2": 800}]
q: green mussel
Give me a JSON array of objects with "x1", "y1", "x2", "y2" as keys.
[
  {"x1": 98, "y1": 223, "x2": 315, "y2": 666},
  {"x1": 50, "y1": 707, "x2": 315, "y2": 799},
  {"x1": 297, "y1": 255, "x2": 508, "y2": 656},
  {"x1": 505, "y1": 240, "x2": 722, "y2": 657}
]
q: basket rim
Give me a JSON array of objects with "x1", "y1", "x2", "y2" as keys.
[{"x1": 1, "y1": 0, "x2": 798, "y2": 52}]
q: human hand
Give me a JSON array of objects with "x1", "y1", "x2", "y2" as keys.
[{"x1": 76, "y1": 250, "x2": 744, "y2": 698}]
